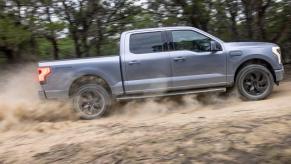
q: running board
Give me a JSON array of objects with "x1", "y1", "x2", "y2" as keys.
[{"x1": 116, "y1": 87, "x2": 226, "y2": 101}]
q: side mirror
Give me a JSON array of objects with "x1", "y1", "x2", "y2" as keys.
[{"x1": 210, "y1": 41, "x2": 222, "y2": 52}]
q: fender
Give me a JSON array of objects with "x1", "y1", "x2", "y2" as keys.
[
  {"x1": 227, "y1": 54, "x2": 277, "y2": 85},
  {"x1": 236, "y1": 54, "x2": 277, "y2": 70},
  {"x1": 67, "y1": 67, "x2": 115, "y2": 92}
]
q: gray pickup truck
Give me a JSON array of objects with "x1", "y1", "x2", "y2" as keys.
[{"x1": 38, "y1": 26, "x2": 284, "y2": 119}]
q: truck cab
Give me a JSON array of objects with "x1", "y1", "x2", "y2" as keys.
[{"x1": 120, "y1": 27, "x2": 227, "y2": 95}]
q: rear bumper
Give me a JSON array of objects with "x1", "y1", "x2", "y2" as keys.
[{"x1": 274, "y1": 68, "x2": 284, "y2": 82}]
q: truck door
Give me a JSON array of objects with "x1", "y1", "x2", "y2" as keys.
[
  {"x1": 168, "y1": 30, "x2": 227, "y2": 89},
  {"x1": 122, "y1": 31, "x2": 172, "y2": 94}
]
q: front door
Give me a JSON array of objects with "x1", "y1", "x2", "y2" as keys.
[
  {"x1": 123, "y1": 31, "x2": 172, "y2": 94},
  {"x1": 168, "y1": 30, "x2": 227, "y2": 89}
]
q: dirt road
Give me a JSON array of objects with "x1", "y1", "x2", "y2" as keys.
[{"x1": 0, "y1": 65, "x2": 291, "y2": 163}]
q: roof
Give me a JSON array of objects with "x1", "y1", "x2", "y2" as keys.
[{"x1": 123, "y1": 26, "x2": 196, "y2": 34}]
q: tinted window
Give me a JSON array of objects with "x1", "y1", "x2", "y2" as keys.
[
  {"x1": 171, "y1": 30, "x2": 212, "y2": 52},
  {"x1": 130, "y1": 32, "x2": 164, "y2": 54}
]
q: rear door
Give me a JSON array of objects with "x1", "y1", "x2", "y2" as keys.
[
  {"x1": 168, "y1": 30, "x2": 227, "y2": 89},
  {"x1": 122, "y1": 31, "x2": 172, "y2": 94}
]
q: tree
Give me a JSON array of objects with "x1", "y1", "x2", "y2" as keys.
[
  {"x1": 58, "y1": 0, "x2": 102, "y2": 57},
  {"x1": 36, "y1": 0, "x2": 65, "y2": 60},
  {"x1": 148, "y1": 0, "x2": 213, "y2": 31},
  {"x1": 254, "y1": 0, "x2": 272, "y2": 40},
  {"x1": 0, "y1": 0, "x2": 33, "y2": 62},
  {"x1": 226, "y1": 0, "x2": 240, "y2": 40},
  {"x1": 241, "y1": 0, "x2": 256, "y2": 39}
]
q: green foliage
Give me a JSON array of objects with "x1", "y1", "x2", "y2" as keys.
[
  {"x1": 38, "y1": 37, "x2": 75, "y2": 59},
  {"x1": 37, "y1": 38, "x2": 51, "y2": 59},
  {"x1": 58, "y1": 38, "x2": 75, "y2": 58},
  {"x1": 99, "y1": 39, "x2": 120, "y2": 56},
  {"x1": 0, "y1": 18, "x2": 31, "y2": 48},
  {"x1": 43, "y1": 21, "x2": 66, "y2": 33}
]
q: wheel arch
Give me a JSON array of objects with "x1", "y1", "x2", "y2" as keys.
[
  {"x1": 68, "y1": 74, "x2": 112, "y2": 97},
  {"x1": 234, "y1": 58, "x2": 276, "y2": 83}
]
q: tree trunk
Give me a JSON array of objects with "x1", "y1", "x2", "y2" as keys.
[
  {"x1": 95, "y1": 23, "x2": 103, "y2": 56},
  {"x1": 50, "y1": 37, "x2": 59, "y2": 60},
  {"x1": 200, "y1": 20, "x2": 209, "y2": 32},
  {"x1": 74, "y1": 39, "x2": 82, "y2": 58},
  {"x1": 230, "y1": 15, "x2": 239, "y2": 41},
  {"x1": 242, "y1": 0, "x2": 254, "y2": 39},
  {"x1": 45, "y1": 6, "x2": 59, "y2": 60},
  {"x1": 81, "y1": 34, "x2": 90, "y2": 57},
  {"x1": 30, "y1": 35, "x2": 37, "y2": 57},
  {"x1": 255, "y1": 0, "x2": 271, "y2": 41},
  {"x1": 227, "y1": 0, "x2": 240, "y2": 41},
  {"x1": 245, "y1": 12, "x2": 254, "y2": 39},
  {"x1": 95, "y1": 39, "x2": 102, "y2": 56},
  {"x1": 0, "y1": 47, "x2": 15, "y2": 63},
  {"x1": 6, "y1": 50, "x2": 14, "y2": 63},
  {"x1": 256, "y1": 12, "x2": 266, "y2": 40},
  {"x1": 71, "y1": 31, "x2": 82, "y2": 58}
]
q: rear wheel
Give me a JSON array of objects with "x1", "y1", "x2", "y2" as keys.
[
  {"x1": 72, "y1": 84, "x2": 111, "y2": 119},
  {"x1": 236, "y1": 64, "x2": 274, "y2": 100}
]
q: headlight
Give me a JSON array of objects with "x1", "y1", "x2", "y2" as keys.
[{"x1": 272, "y1": 46, "x2": 282, "y2": 64}]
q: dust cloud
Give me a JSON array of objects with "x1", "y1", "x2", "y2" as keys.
[
  {"x1": 0, "y1": 64, "x2": 76, "y2": 131},
  {"x1": 0, "y1": 64, "x2": 240, "y2": 131},
  {"x1": 109, "y1": 86, "x2": 241, "y2": 121},
  {"x1": 112, "y1": 93, "x2": 240, "y2": 118}
]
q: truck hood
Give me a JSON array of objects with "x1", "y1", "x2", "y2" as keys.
[{"x1": 224, "y1": 42, "x2": 277, "y2": 49}]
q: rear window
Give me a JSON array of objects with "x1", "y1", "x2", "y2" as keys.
[{"x1": 130, "y1": 32, "x2": 164, "y2": 54}]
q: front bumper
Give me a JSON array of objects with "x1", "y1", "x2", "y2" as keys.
[{"x1": 274, "y1": 68, "x2": 284, "y2": 82}]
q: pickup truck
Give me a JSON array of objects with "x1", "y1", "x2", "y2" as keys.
[{"x1": 38, "y1": 26, "x2": 284, "y2": 119}]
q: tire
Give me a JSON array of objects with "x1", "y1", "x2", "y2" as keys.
[
  {"x1": 236, "y1": 64, "x2": 274, "y2": 100},
  {"x1": 72, "y1": 84, "x2": 112, "y2": 119}
]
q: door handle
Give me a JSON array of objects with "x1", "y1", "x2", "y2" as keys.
[
  {"x1": 128, "y1": 60, "x2": 140, "y2": 65},
  {"x1": 173, "y1": 57, "x2": 186, "y2": 62}
]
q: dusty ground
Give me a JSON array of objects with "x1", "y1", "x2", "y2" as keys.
[{"x1": 0, "y1": 65, "x2": 291, "y2": 164}]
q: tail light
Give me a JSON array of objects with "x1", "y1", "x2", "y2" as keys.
[{"x1": 38, "y1": 67, "x2": 51, "y2": 83}]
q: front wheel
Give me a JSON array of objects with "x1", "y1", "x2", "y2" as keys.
[
  {"x1": 236, "y1": 64, "x2": 274, "y2": 100},
  {"x1": 72, "y1": 84, "x2": 112, "y2": 119}
]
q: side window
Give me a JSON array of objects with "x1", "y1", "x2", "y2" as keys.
[
  {"x1": 130, "y1": 32, "x2": 164, "y2": 54},
  {"x1": 171, "y1": 30, "x2": 212, "y2": 52}
]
